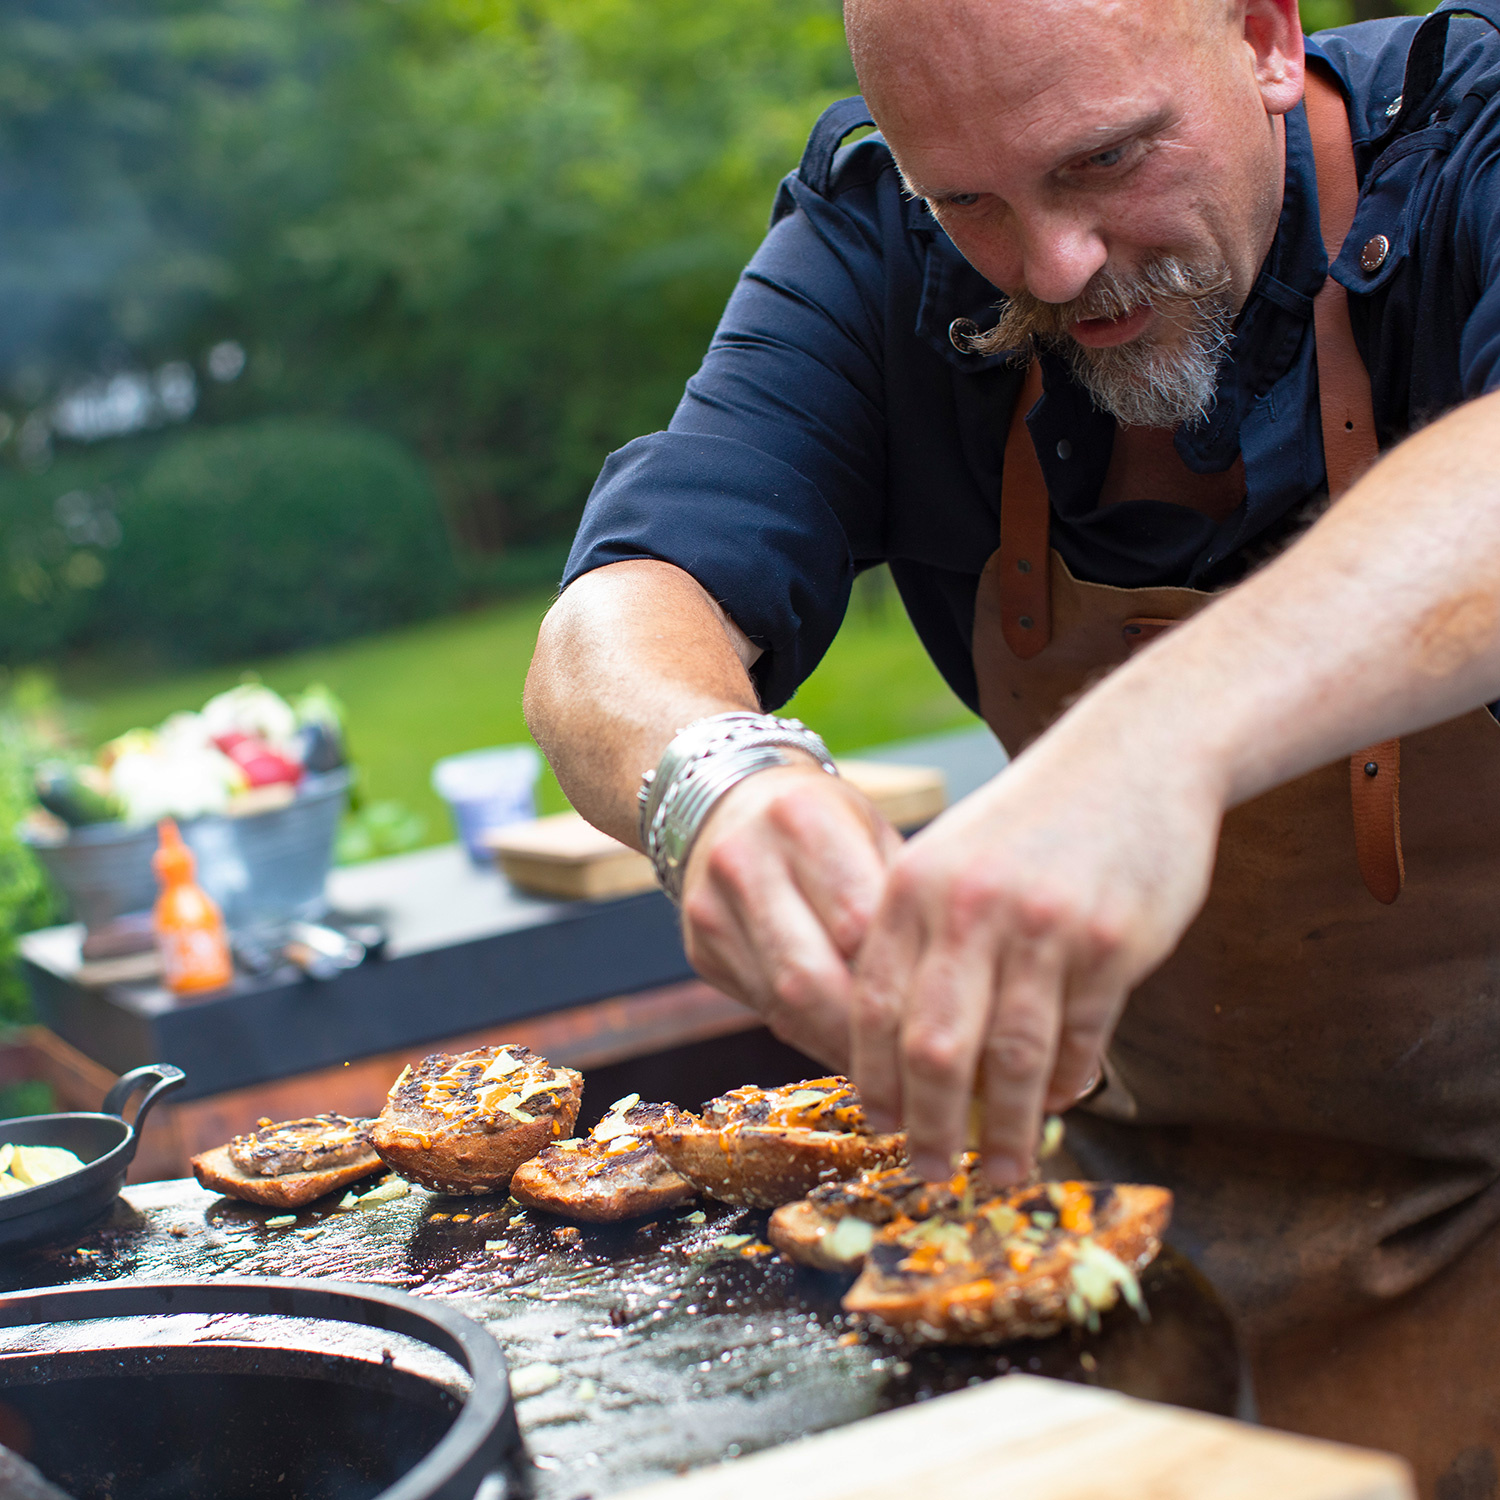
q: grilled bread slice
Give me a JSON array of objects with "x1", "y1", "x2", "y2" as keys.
[
  {"x1": 371, "y1": 1044, "x2": 583, "y2": 1194},
  {"x1": 191, "y1": 1114, "x2": 383, "y2": 1208},
  {"x1": 843, "y1": 1180, "x2": 1172, "y2": 1344},
  {"x1": 651, "y1": 1077, "x2": 907, "y2": 1209},
  {"x1": 509, "y1": 1094, "x2": 698, "y2": 1221},
  {"x1": 769, "y1": 1154, "x2": 979, "y2": 1272}
]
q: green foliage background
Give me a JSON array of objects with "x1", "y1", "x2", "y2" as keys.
[{"x1": 0, "y1": 0, "x2": 858, "y2": 576}]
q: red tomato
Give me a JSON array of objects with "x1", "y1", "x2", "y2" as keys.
[{"x1": 213, "y1": 732, "x2": 304, "y2": 788}]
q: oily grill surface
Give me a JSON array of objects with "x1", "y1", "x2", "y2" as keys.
[{"x1": 0, "y1": 1177, "x2": 1239, "y2": 1499}]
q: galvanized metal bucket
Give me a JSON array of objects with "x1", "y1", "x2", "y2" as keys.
[{"x1": 25, "y1": 769, "x2": 350, "y2": 934}]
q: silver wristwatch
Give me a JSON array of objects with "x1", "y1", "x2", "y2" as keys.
[{"x1": 637, "y1": 711, "x2": 838, "y2": 904}]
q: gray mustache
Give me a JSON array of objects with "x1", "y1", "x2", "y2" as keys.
[{"x1": 956, "y1": 255, "x2": 1234, "y2": 357}]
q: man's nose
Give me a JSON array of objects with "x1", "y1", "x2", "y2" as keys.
[{"x1": 1016, "y1": 212, "x2": 1109, "y2": 306}]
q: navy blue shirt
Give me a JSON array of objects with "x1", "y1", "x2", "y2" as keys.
[{"x1": 565, "y1": 12, "x2": 1500, "y2": 715}]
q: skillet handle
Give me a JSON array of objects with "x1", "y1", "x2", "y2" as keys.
[{"x1": 102, "y1": 1064, "x2": 186, "y2": 1129}]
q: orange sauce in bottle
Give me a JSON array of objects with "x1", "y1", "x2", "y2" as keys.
[{"x1": 152, "y1": 819, "x2": 233, "y2": 994}]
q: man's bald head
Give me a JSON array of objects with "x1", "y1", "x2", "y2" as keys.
[{"x1": 845, "y1": 0, "x2": 1241, "y2": 126}]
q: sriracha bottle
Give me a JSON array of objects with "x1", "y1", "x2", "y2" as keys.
[{"x1": 152, "y1": 819, "x2": 233, "y2": 994}]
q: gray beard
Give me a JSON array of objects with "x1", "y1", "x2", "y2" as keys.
[
  {"x1": 1058, "y1": 303, "x2": 1234, "y2": 428},
  {"x1": 961, "y1": 255, "x2": 1236, "y2": 429}
]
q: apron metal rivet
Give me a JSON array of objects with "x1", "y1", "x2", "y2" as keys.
[
  {"x1": 1017, "y1": 558, "x2": 1031, "y2": 574},
  {"x1": 1018, "y1": 615, "x2": 1034, "y2": 630},
  {"x1": 1364, "y1": 761, "x2": 1379, "y2": 777},
  {"x1": 1056, "y1": 438, "x2": 1072, "y2": 460},
  {"x1": 1360, "y1": 234, "x2": 1391, "y2": 273}
]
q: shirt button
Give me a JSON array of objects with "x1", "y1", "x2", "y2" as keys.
[
  {"x1": 1056, "y1": 438, "x2": 1072, "y2": 460},
  {"x1": 1360, "y1": 235, "x2": 1391, "y2": 274}
]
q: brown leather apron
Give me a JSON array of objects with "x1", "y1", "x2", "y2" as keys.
[{"x1": 971, "y1": 73, "x2": 1500, "y2": 1493}]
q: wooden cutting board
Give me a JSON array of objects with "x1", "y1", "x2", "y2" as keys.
[
  {"x1": 613, "y1": 1374, "x2": 1413, "y2": 1500},
  {"x1": 487, "y1": 759, "x2": 946, "y2": 901}
]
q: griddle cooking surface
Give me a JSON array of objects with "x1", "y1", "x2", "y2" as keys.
[{"x1": 0, "y1": 1179, "x2": 1239, "y2": 1498}]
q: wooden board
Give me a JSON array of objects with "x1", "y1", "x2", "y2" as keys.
[
  {"x1": 489, "y1": 758, "x2": 947, "y2": 901},
  {"x1": 615, "y1": 1374, "x2": 1413, "y2": 1500}
]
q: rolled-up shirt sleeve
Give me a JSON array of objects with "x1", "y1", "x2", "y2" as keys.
[{"x1": 562, "y1": 150, "x2": 905, "y2": 710}]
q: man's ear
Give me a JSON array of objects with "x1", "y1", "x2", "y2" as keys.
[{"x1": 1244, "y1": 0, "x2": 1305, "y2": 117}]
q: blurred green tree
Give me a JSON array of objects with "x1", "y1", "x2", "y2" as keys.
[{"x1": 0, "y1": 0, "x2": 856, "y2": 570}]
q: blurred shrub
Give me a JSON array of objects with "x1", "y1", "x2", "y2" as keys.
[
  {"x1": 336, "y1": 800, "x2": 429, "y2": 865},
  {"x1": 0, "y1": 489, "x2": 106, "y2": 662},
  {"x1": 0, "y1": 448, "x2": 141, "y2": 661},
  {"x1": 100, "y1": 419, "x2": 459, "y2": 662},
  {"x1": 0, "y1": 1081, "x2": 55, "y2": 1117},
  {"x1": 0, "y1": 676, "x2": 59, "y2": 1024}
]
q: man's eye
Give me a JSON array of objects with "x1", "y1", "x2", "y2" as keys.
[
  {"x1": 1085, "y1": 146, "x2": 1127, "y2": 169},
  {"x1": 945, "y1": 193, "x2": 981, "y2": 208}
]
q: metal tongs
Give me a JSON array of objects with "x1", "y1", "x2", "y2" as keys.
[{"x1": 282, "y1": 921, "x2": 367, "y2": 980}]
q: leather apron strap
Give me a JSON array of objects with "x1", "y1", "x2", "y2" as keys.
[
  {"x1": 997, "y1": 360, "x2": 1050, "y2": 658},
  {"x1": 995, "y1": 70, "x2": 1403, "y2": 903},
  {"x1": 1305, "y1": 65, "x2": 1404, "y2": 903}
]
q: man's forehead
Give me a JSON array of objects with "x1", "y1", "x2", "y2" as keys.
[{"x1": 847, "y1": 0, "x2": 1217, "y2": 94}]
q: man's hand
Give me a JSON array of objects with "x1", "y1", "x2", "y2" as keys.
[
  {"x1": 680, "y1": 764, "x2": 903, "y2": 1069},
  {"x1": 851, "y1": 717, "x2": 1224, "y2": 1182}
]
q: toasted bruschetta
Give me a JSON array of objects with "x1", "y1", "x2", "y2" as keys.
[
  {"x1": 651, "y1": 1077, "x2": 907, "y2": 1209},
  {"x1": 371, "y1": 1044, "x2": 582, "y2": 1194},
  {"x1": 843, "y1": 1179, "x2": 1172, "y2": 1343},
  {"x1": 509, "y1": 1094, "x2": 697, "y2": 1221},
  {"x1": 191, "y1": 1114, "x2": 383, "y2": 1208},
  {"x1": 768, "y1": 1154, "x2": 981, "y2": 1271}
]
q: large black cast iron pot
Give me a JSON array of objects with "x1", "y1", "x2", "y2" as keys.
[{"x1": 0, "y1": 1277, "x2": 521, "y2": 1500}]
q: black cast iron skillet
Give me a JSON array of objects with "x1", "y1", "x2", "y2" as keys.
[{"x1": 0, "y1": 1063, "x2": 185, "y2": 1254}]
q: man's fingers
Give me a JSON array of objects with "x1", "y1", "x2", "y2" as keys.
[
  {"x1": 1039, "y1": 922, "x2": 1132, "y2": 1110},
  {"x1": 848, "y1": 905, "x2": 923, "y2": 1135},
  {"x1": 975, "y1": 935, "x2": 1069, "y2": 1185},
  {"x1": 896, "y1": 941, "x2": 1005, "y2": 1179},
  {"x1": 1043, "y1": 987, "x2": 1118, "y2": 1112},
  {"x1": 773, "y1": 782, "x2": 895, "y2": 959},
  {"x1": 681, "y1": 816, "x2": 860, "y2": 1070}
]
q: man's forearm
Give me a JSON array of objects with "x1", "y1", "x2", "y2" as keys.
[
  {"x1": 1050, "y1": 389, "x2": 1500, "y2": 810},
  {"x1": 524, "y1": 559, "x2": 762, "y2": 847}
]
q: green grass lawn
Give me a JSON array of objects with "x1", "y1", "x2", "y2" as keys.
[{"x1": 59, "y1": 570, "x2": 978, "y2": 855}]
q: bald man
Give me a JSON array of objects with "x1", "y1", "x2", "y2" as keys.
[{"x1": 528, "y1": 2, "x2": 1500, "y2": 1486}]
